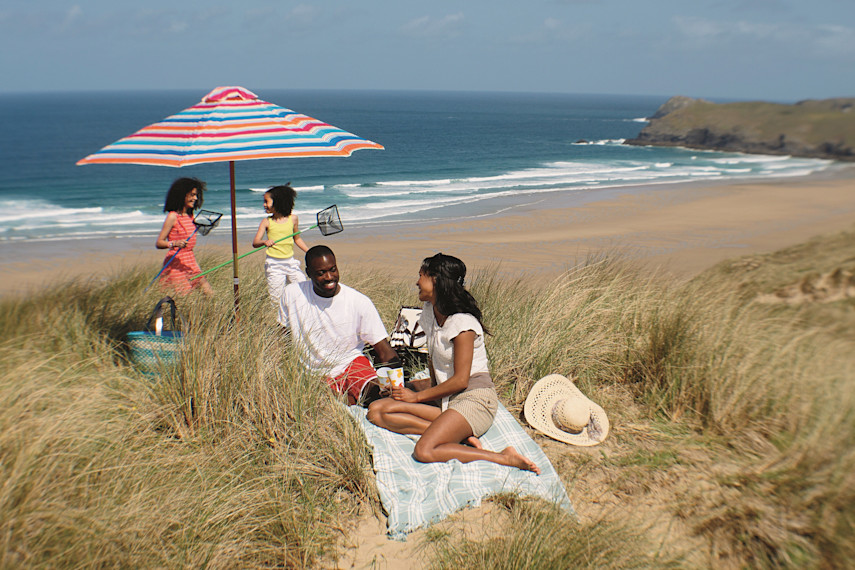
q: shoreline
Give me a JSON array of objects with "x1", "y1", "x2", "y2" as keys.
[{"x1": 2, "y1": 165, "x2": 854, "y2": 298}]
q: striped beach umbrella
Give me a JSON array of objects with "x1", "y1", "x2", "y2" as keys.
[{"x1": 77, "y1": 86, "x2": 384, "y2": 311}]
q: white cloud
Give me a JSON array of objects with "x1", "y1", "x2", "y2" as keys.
[
  {"x1": 508, "y1": 16, "x2": 587, "y2": 45},
  {"x1": 672, "y1": 16, "x2": 728, "y2": 40},
  {"x1": 673, "y1": 16, "x2": 791, "y2": 41},
  {"x1": 400, "y1": 13, "x2": 464, "y2": 39},
  {"x1": 814, "y1": 24, "x2": 855, "y2": 55},
  {"x1": 60, "y1": 5, "x2": 82, "y2": 29},
  {"x1": 402, "y1": 16, "x2": 428, "y2": 33},
  {"x1": 289, "y1": 4, "x2": 318, "y2": 25},
  {"x1": 672, "y1": 16, "x2": 855, "y2": 56},
  {"x1": 731, "y1": 21, "x2": 780, "y2": 39},
  {"x1": 167, "y1": 19, "x2": 187, "y2": 33},
  {"x1": 198, "y1": 7, "x2": 230, "y2": 24}
]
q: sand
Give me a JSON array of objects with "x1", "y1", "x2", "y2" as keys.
[{"x1": 2, "y1": 166, "x2": 854, "y2": 298}]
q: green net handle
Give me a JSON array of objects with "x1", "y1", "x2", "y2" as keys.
[{"x1": 189, "y1": 223, "x2": 317, "y2": 281}]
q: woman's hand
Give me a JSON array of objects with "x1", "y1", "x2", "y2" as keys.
[
  {"x1": 263, "y1": 239, "x2": 275, "y2": 247},
  {"x1": 391, "y1": 385, "x2": 419, "y2": 403}
]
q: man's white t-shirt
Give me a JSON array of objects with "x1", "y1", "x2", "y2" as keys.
[{"x1": 278, "y1": 281, "x2": 389, "y2": 377}]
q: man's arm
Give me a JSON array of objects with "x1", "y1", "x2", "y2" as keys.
[
  {"x1": 371, "y1": 338, "x2": 399, "y2": 366},
  {"x1": 354, "y1": 291, "x2": 400, "y2": 366}
]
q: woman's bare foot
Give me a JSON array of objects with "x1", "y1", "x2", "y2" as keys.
[
  {"x1": 464, "y1": 436, "x2": 483, "y2": 449},
  {"x1": 501, "y1": 446, "x2": 541, "y2": 475}
]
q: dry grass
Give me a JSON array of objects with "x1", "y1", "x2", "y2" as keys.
[
  {"x1": 0, "y1": 259, "x2": 376, "y2": 568},
  {"x1": 424, "y1": 495, "x2": 678, "y2": 569},
  {"x1": 2, "y1": 231, "x2": 854, "y2": 568},
  {"x1": 441, "y1": 242, "x2": 855, "y2": 567}
]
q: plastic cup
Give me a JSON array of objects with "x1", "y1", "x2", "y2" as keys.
[
  {"x1": 388, "y1": 367, "x2": 404, "y2": 389},
  {"x1": 375, "y1": 367, "x2": 392, "y2": 390}
]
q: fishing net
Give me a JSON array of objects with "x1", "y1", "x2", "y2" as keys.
[
  {"x1": 316, "y1": 205, "x2": 343, "y2": 236},
  {"x1": 193, "y1": 210, "x2": 223, "y2": 236}
]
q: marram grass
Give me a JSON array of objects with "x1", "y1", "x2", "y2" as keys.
[
  {"x1": 0, "y1": 262, "x2": 375, "y2": 568},
  {"x1": 1, "y1": 243, "x2": 853, "y2": 568},
  {"x1": 424, "y1": 495, "x2": 681, "y2": 569}
]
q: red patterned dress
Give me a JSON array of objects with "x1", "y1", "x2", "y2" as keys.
[{"x1": 161, "y1": 213, "x2": 207, "y2": 294}]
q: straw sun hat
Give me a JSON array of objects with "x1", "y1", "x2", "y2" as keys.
[{"x1": 524, "y1": 374, "x2": 609, "y2": 446}]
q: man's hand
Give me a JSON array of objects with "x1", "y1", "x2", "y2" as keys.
[
  {"x1": 360, "y1": 380, "x2": 384, "y2": 406},
  {"x1": 372, "y1": 339, "x2": 399, "y2": 367},
  {"x1": 369, "y1": 377, "x2": 390, "y2": 396}
]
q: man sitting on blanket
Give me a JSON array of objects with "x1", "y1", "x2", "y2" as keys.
[{"x1": 278, "y1": 244, "x2": 399, "y2": 405}]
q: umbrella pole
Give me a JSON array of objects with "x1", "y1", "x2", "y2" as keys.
[{"x1": 229, "y1": 161, "x2": 240, "y2": 316}]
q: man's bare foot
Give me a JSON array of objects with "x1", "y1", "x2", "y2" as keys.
[
  {"x1": 501, "y1": 446, "x2": 541, "y2": 475},
  {"x1": 464, "y1": 436, "x2": 483, "y2": 449}
]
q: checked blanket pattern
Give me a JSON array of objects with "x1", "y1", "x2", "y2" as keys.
[{"x1": 347, "y1": 403, "x2": 575, "y2": 540}]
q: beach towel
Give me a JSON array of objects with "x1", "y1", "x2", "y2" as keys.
[{"x1": 347, "y1": 403, "x2": 575, "y2": 540}]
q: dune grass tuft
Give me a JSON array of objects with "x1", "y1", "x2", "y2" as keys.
[{"x1": 424, "y1": 495, "x2": 680, "y2": 569}]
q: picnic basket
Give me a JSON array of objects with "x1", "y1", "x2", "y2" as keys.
[
  {"x1": 127, "y1": 296, "x2": 184, "y2": 375},
  {"x1": 389, "y1": 306, "x2": 429, "y2": 372}
]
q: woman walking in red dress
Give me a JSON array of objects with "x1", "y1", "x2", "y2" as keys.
[{"x1": 155, "y1": 177, "x2": 213, "y2": 295}]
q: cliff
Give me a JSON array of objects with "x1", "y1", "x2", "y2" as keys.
[{"x1": 625, "y1": 96, "x2": 855, "y2": 161}]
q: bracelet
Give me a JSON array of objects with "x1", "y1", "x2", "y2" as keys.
[{"x1": 168, "y1": 241, "x2": 173, "y2": 248}]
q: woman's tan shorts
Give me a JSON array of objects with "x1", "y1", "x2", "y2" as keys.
[{"x1": 447, "y1": 388, "x2": 498, "y2": 437}]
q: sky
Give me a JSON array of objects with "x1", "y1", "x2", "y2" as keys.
[{"x1": 1, "y1": 0, "x2": 853, "y2": 101}]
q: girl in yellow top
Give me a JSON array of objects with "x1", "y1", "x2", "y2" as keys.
[{"x1": 252, "y1": 184, "x2": 310, "y2": 305}]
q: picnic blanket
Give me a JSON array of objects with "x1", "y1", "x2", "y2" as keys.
[{"x1": 347, "y1": 403, "x2": 575, "y2": 540}]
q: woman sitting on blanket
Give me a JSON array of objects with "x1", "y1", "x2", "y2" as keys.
[{"x1": 367, "y1": 253, "x2": 540, "y2": 474}]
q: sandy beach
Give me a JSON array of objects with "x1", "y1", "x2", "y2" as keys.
[{"x1": 2, "y1": 166, "x2": 853, "y2": 298}]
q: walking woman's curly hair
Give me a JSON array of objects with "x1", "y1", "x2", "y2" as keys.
[
  {"x1": 163, "y1": 177, "x2": 205, "y2": 213},
  {"x1": 420, "y1": 253, "x2": 487, "y2": 332}
]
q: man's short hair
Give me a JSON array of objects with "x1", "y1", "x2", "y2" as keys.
[{"x1": 305, "y1": 245, "x2": 335, "y2": 269}]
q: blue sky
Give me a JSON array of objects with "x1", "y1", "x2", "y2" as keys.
[{"x1": 1, "y1": 0, "x2": 853, "y2": 101}]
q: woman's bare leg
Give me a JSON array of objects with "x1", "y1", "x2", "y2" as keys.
[
  {"x1": 465, "y1": 436, "x2": 483, "y2": 449},
  {"x1": 414, "y1": 410, "x2": 540, "y2": 474},
  {"x1": 366, "y1": 397, "x2": 442, "y2": 434}
]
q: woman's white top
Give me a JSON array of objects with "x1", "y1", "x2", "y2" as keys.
[{"x1": 419, "y1": 301, "x2": 490, "y2": 410}]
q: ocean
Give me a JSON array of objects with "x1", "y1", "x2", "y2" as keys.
[{"x1": 0, "y1": 89, "x2": 834, "y2": 244}]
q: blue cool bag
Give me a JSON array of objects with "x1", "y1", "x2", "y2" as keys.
[{"x1": 128, "y1": 296, "x2": 184, "y2": 375}]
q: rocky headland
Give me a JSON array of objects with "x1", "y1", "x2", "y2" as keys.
[{"x1": 625, "y1": 96, "x2": 855, "y2": 161}]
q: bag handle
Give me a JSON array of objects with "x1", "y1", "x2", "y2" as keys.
[
  {"x1": 145, "y1": 296, "x2": 178, "y2": 335},
  {"x1": 409, "y1": 321, "x2": 426, "y2": 348}
]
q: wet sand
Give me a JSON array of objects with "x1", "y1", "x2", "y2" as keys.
[{"x1": 2, "y1": 167, "x2": 854, "y2": 298}]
